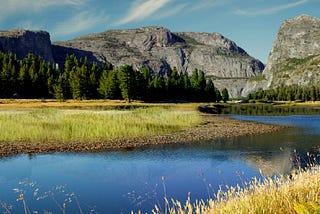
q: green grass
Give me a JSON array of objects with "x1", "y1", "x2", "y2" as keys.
[
  {"x1": 156, "y1": 165, "x2": 320, "y2": 214},
  {"x1": 0, "y1": 107, "x2": 201, "y2": 143}
]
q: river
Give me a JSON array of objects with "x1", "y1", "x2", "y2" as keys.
[{"x1": 0, "y1": 115, "x2": 319, "y2": 213}]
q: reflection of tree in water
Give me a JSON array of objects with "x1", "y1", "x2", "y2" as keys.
[{"x1": 219, "y1": 104, "x2": 320, "y2": 116}]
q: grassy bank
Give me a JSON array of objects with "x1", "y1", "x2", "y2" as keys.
[
  {"x1": 0, "y1": 107, "x2": 201, "y2": 143},
  {"x1": 157, "y1": 166, "x2": 320, "y2": 214},
  {"x1": 0, "y1": 99, "x2": 284, "y2": 156}
]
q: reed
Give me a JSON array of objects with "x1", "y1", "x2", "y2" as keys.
[
  {"x1": 0, "y1": 107, "x2": 201, "y2": 143},
  {"x1": 155, "y1": 165, "x2": 320, "y2": 214}
]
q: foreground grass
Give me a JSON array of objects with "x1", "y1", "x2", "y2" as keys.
[
  {"x1": 0, "y1": 107, "x2": 201, "y2": 143},
  {"x1": 157, "y1": 166, "x2": 320, "y2": 214}
]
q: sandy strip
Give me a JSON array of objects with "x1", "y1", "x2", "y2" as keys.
[{"x1": 0, "y1": 115, "x2": 285, "y2": 157}]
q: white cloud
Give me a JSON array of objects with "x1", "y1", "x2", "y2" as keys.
[
  {"x1": 0, "y1": 0, "x2": 88, "y2": 24},
  {"x1": 155, "y1": 3, "x2": 189, "y2": 20},
  {"x1": 0, "y1": 0, "x2": 86, "y2": 13},
  {"x1": 51, "y1": 10, "x2": 109, "y2": 38},
  {"x1": 234, "y1": 0, "x2": 308, "y2": 16},
  {"x1": 114, "y1": 0, "x2": 171, "y2": 26}
]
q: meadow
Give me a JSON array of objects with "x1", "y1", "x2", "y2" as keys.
[{"x1": 0, "y1": 102, "x2": 201, "y2": 143}]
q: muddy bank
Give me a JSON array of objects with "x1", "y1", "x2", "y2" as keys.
[{"x1": 0, "y1": 115, "x2": 285, "y2": 157}]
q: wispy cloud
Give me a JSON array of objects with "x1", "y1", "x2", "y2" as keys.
[
  {"x1": 114, "y1": 0, "x2": 171, "y2": 26},
  {"x1": 188, "y1": 0, "x2": 228, "y2": 12},
  {"x1": 0, "y1": 0, "x2": 88, "y2": 24},
  {"x1": 155, "y1": 3, "x2": 189, "y2": 20},
  {"x1": 51, "y1": 10, "x2": 109, "y2": 38},
  {"x1": 0, "y1": 0, "x2": 86, "y2": 13},
  {"x1": 234, "y1": 0, "x2": 308, "y2": 16}
]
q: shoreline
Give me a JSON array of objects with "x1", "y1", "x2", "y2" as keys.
[{"x1": 0, "y1": 114, "x2": 285, "y2": 157}]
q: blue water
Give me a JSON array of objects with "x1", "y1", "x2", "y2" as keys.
[{"x1": 0, "y1": 115, "x2": 320, "y2": 213}]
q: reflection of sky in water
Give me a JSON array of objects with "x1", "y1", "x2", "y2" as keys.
[
  {"x1": 0, "y1": 115, "x2": 319, "y2": 213},
  {"x1": 230, "y1": 115, "x2": 320, "y2": 135}
]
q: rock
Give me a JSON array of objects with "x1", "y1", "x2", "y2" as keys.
[
  {"x1": 53, "y1": 26, "x2": 265, "y2": 98},
  {"x1": 0, "y1": 27, "x2": 266, "y2": 98},
  {"x1": 244, "y1": 14, "x2": 320, "y2": 95},
  {"x1": 0, "y1": 29, "x2": 54, "y2": 63}
]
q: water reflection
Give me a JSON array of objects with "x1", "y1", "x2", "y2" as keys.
[
  {"x1": 215, "y1": 104, "x2": 320, "y2": 115},
  {"x1": 0, "y1": 115, "x2": 319, "y2": 213}
]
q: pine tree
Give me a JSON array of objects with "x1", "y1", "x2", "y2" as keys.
[
  {"x1": 141, "y1": 66, "x2": 153, "y2": 101},
  {"x1": 118, "y1": 65, "x2": 135, "y2": 103},
  {"x1": 181, "y1": 72, "x2": 191, "y2": 100},
  {"x1": 198, "y1": 70, "x2": 206, "y2": 99},
  {"x1": 167, "y1": 67, "x2": 180, "y2": 99},
  {"x1": 54, "y1": 75, "x2": 65, "y2": 101},
  {"x1": 204, "y1": 80, "x2": 216, "y2": 102},
  {"x1": 98, "y1": 70, "x2": 121, "y2": 99},
  {"x1": 310, "y1": 85, "x2": 316, "y2": 102},
  {"x1": 69, "y1": 66, "x2": 82, "y2": 100},
  {"x1": 151, "y1": 75, "x2": 166, "y2": 101},
  {"x1": 190, "y1": 69, "x2": 200, "y2": 100},
  {"x1": 215, "y1": 88, "x2": 222, "y2": 102},
  {"x1": 221, "y1": 88, "x2": 229, "y2": 103}
]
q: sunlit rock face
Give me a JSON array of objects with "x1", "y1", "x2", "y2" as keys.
[
  {"x1": 243, "y1": 14, "x2": 320, "y2": 96},
  {"x1": 53, "y1": 26, "x2": 264, "y2": 98}
]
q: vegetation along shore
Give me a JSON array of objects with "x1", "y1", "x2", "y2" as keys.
[
  {"x1": 153, "y1": 165, "x2": 320, "y2": 214},
  {"x1": 0, "y1": 100, "x2": 284, "y2": 157}
]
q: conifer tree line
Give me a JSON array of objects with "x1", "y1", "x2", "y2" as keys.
[
  {"x1": 248, "y1": 84, "x2": 320, "y2": 102},
  {"x1": 0, "y1": 52, "x2": 227, "y2": 102},
  {"x1": 0, "y1": 52, "x2": 59, "y2": 98}
]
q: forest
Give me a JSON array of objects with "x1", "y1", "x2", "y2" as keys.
[
  {"x1": 0, "y1": 52, "x2": 228, "y2": 102},
  {"x1": 248, "y1": 84, "x2": 320, "y2": 102}
]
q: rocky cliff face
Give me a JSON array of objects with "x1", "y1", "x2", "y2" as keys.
[
  {"x1": 0, "y1": 27, "x2": 265, "y2": 98},
  {"x1": 53, "y1": 26, "x2": 264, "y2": 98},
  {"x1": 0, "y1": 29, "x2": 54, "y2": 62},
  {"x1": 243, "y1": 14, "x2": 320, "y2": 95}
]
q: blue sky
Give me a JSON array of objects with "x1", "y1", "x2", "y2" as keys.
[{"x1": 0, "y1": 0, "x2": 319, "y2": 63}]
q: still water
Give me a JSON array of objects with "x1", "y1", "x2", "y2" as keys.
[{"x1": 0, "y1": 115, "x2": 320, "y2": 213}]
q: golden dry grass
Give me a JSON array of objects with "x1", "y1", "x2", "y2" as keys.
[
  {"x1": 0, "y1": 99, "x2": 201, "y2": 110},
  {"x1": 156, "y1": 166, "x2": 320, "y2": 214}
]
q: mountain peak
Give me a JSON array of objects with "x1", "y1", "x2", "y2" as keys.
[
  {"x1": 287, "y1": 14, "x2": 319, "y2": 22},
  {"x1": 0, "y1": 29, "x2": 49, "y2": 38},
  {"x1": 0, "y1": 29, "x2": 53, "y2": 62}
]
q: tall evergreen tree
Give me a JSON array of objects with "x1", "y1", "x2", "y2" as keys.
[
  {"x1": 204, "y1": 80, "x2": 216, "y2": 102},
  {"x1": 98, "y1": 70, "x2": 121, "y2": 99},
  {"x1": 221, "y1": 88, "x2": 229, "y2": 103},
  {"x1": 118, "y1": 65, "x2": 135, "y2": 103}
]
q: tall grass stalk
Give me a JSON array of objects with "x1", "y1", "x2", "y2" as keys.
[
  {"x1": 154, "y1": 166, "x2": 320, "y2": 214},
  {"x1": 0, "y1": 107, "x2": 201, "y2": 143}
]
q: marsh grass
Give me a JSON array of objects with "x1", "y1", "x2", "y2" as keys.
[
  {"x1": 155, "y1": 165, "x2": 320, "y2": 214},
  {"x1": 0, "y1": 107, "x2": 201, "y2": 143},
  {"x1": 0, "y1": 99, "x2": 202, "y2": 111}
]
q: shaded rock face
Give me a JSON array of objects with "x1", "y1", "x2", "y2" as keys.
[
  {"x1": 0, "y1": 29, "x2": 54, "y2": 62},
  {"x1": 53, "y1": 26, "x2": 264, "y2": 98},
  {"x1": 243, "y1": 14, "x2": 320, "y2": 96}
]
